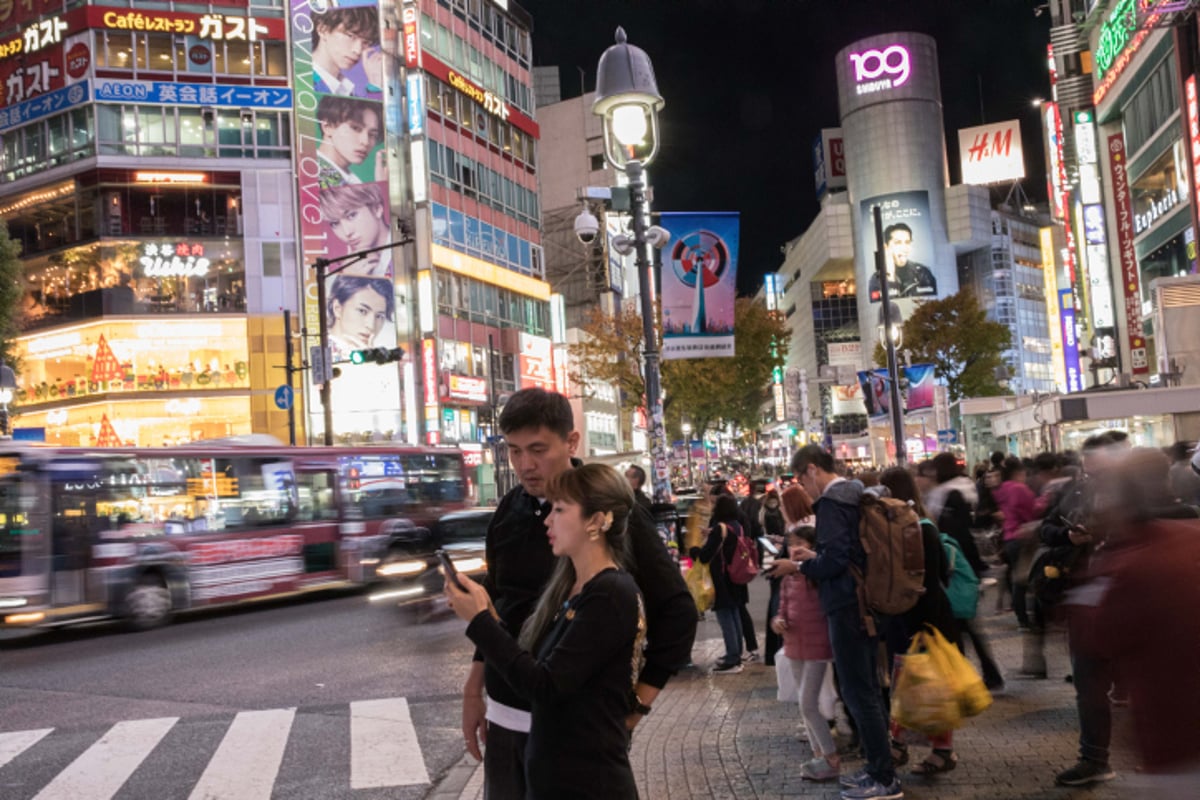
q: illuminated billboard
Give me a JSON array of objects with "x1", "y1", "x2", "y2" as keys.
[{"x1": 958, "y1": 120, "x2": 1025, "y2": 185}]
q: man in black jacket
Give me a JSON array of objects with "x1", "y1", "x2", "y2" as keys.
[{"x1": 461, "y1": 388, "x2": 697, "y2": 799}]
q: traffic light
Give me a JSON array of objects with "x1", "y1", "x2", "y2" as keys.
[{"x1": 349, "y1": 347, "x2": 404, "y2": 365}]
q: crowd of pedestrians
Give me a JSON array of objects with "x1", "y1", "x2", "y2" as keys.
[{"x1": 444, "y1": 391, "x2": 1200, "y2": 800}]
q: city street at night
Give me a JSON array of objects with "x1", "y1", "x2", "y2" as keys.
[{"x1": 0, "y1": 591, "x2": 470, "y2": 800}]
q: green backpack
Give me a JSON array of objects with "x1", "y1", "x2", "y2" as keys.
[{"x1": 940, "y1": 532, "x2": 980, "y2": 620}]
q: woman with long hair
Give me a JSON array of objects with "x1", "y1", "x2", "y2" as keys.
[
  {"x1": 694, "y1": 493, "x2": 751, "y2": 674},
  {"x1": 445, "y1": 464, "x2": 645, "y2": 799}
]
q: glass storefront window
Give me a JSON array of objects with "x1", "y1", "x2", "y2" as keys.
[
  {"x1": 1131, "y1": 139, "x2": 1188, "y2": 237},
  {"x1": 20, "y1": 239, "x2": 247, "y2": 332},
  {"x1": 16, "y1": 396, "x2": 253, "y2": 448},
  {"x1": 14, "y1": 318, "x2": 252, "y2": 411},
  {"x1": 1138, "y1": 233, "x2": 1189, "y2": 303}
]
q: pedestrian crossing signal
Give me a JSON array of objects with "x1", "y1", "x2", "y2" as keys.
[{"x1": 349, "y1": 347, "x2": 404, "y2": 365}]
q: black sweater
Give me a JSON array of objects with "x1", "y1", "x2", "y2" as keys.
[
  {"x1": 467, "y1": 569, "x2": 641, "y2": 800},
  {"x1": 479, "y1": 477, "x2": 696, "y2": 711}
]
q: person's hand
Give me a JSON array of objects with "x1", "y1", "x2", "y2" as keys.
[
  {"x1": 362, "y1": 47, "x2": 383, "y2": 88},
  {"x1": 462, "y1": 663, "x2": 487, "y2": 763},
  {"x1": 993, "y1": 510, "x2": 1005, "y2": 523},
  {"x1": 793, "y1": 545, "x2": 816, "y2": 562},
  {"x1": 625, "y1": 712, "x2": 643, "y2": 732},
  {"x1": 374, "y1": 149, "x2": 388, "y2": 183},
  {"x1": 445, "y1": 573, "x2": 492, "y2": 623},
  {"x1": 1068, "y1": 527, "x2": 1092, "y2": 546},
  {"x1": 770, "y1": 615, "x2": 788, "y2": 635},
  {"x1": 765, "y1": 559, "x2": 799, "y2": 578}
]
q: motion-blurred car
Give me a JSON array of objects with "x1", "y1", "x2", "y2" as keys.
[{"x1": 370, "y1": 508, "x2": 492, "y2": 610}]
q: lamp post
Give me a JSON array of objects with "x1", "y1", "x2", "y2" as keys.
[
  {"x1": 312, "y1": 236, "x2": 411, "y2": 446},
  {"x1": 872, "y1": 204, "x2": 907, "y2": 466},
  {"x1": 681, "y1": 421, "x2": 694, "y2": 488},
  {"x1": 593, "y1": 27, "x2": 671, "y2": 502}
]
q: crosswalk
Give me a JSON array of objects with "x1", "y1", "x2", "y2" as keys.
[{"x1": 0, "y1": 698, "x2": 433, "y2": 800}]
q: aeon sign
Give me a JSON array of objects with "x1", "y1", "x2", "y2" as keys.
[{"x1": 849, "y1": 45, "x2": 911, "y2": 95}]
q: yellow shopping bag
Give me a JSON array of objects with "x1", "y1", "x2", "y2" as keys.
[
  {"x1": 924, "y1": 625, "x2": 993, "y2": 718},
  {"x1": 891, "y1": 631, "x2": 962, "y2": 735},
  {"x1": 685, "y1": 560, "x2": 715, "y2": 613}
]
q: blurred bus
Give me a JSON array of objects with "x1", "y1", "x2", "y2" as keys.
[{"x1": 0, "y1": 440, "x2": 472, "y2": 631}]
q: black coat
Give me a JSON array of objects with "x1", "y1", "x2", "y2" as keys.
[{"x1": 696, "y1": 521, "x2": 749, "y2": 609}]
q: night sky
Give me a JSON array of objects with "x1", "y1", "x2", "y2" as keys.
[{"x1": 521, "y1": 0, "x2": 1053, "y2": 294}]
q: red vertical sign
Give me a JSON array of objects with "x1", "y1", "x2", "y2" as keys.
[{"x1": 1106, "y1": 133, "x2": 1149, "y2": 375}]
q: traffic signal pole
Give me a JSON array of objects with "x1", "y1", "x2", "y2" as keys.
[{"x1": 312, "y1": 235, "x2": 413, "y2": 446}]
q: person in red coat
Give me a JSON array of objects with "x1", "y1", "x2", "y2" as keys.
[
  {"x1": 1067, "y1": 448, "x2": 1200, "y2": 786},
  {"x1": 772, "y1": 512, "x2": 839, "y2": 782}
]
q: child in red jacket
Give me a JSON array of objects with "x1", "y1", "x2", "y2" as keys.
[{"x1": 772, "y1": 525, "x2": 838, "y2": 781}]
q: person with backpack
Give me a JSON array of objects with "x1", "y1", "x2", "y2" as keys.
[
  {"x1": 694, "y1": 493, "x2": 755, "y2": 674},
  {"x1": 878, "y1": 467, "x2": 960, "y2": 778},
  {"x1": 917, "y1": 456, "x2": 1003, "y2": 692},
  {"x1": 767, "y1": 445, "x2": 901, "y2": 800}
]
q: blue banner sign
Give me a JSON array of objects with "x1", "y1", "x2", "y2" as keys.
[
  {"x1": 0, "y1": 81, "x2": 89, "y2": 134},
  {"x1": 93, "y1": 80, "x2": 292, "y2": 109}
]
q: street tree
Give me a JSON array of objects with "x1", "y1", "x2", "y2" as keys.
[
  {"x1": 0, "y1": 221, "x2": 22, "y2": 374},
  {"x1": 873, "y1": 290, "x2": 1011, "y2": 402},
  {"x1": 568, "y1": 297, "x2": 789, "y2": 441}
]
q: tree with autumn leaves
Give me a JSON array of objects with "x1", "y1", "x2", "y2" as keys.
[
  {"x1": 873, "y1": 290, "x2": 1011, "y2": 402},
  {"x1": 568, "y1": 296, "x2": 790, "y2": 442},
  {"x1": 0, "y1": 222, "x2": 22, "y2": 376}
]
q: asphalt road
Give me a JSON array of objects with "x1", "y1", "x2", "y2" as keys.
[{"x1": 0, "y1": 590, "x2": 476, "y2": 799}]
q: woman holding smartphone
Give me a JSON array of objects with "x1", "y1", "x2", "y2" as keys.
[{"x1": 444, "y1": 464, "x2": 645, "y2": 800}]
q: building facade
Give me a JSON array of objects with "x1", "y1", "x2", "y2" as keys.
[{"x1": 1, "y1": 1, "x2": 299, "y2": 446}]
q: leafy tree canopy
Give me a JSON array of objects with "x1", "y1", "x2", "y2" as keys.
[
  {"x1": 569, "y1": 296, "x2": 790, "y2": 440},
  {"x1": 873, "y1": 290, "x2": 1011, "y2": 402}
]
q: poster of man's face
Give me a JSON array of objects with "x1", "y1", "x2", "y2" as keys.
[{"x1": 861, "y1": 190, "x2": 938, "y2": 303}]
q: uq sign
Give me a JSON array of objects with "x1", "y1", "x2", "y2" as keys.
[{"x1": 849, "y1": 44, "x2": 911, "y2": 95}]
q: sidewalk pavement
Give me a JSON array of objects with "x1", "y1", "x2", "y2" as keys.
[{"x1": 427, "y1": 582, "x2": 1134, "y2": 799}]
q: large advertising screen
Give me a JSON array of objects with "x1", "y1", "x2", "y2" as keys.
[
  {"x1": 290, "y1": 0, "x2": 402, "y2": 438},
  {"x1": 859, "y1": 191, "x2": 939, "y2": 313}
]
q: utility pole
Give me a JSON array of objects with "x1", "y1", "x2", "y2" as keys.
[{"x1": 283, "y1": 309, "x2": 296, "y2": 446}]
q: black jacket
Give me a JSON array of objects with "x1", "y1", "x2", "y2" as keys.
[
  {"x1": 468, "y1": 569, "x2": 641, "y2": 799},
  {"x1": 696, "y1": 520, "x2": 749, "y2": 609},
  {"x1": 480, "y1": 470, "x2": 696, "y2": 712}
]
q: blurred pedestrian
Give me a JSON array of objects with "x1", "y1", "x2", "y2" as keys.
[
  {"x1": 993, "y1": 456, "x2": 1038, "y2": 631},
  {"x1": 624, "y1": 464, "x2": 653, "y2": 510},
  {"x1": 1069, "y1": 447, "x2": 1200, "y2": 787},
  {"x1": 761, "y1": 488, "x2": 787, "y2": 665},
  {"x1": 878, "y1": 467, "x2": 959, "y2": 777},
  {"x1": 1167, "y1": 441, "x2": 1200, "y2": 505},
  {"x1": 773, "y1": 524, "x2": 839, "y2": 782},
  {"x1": 446, "y1": 463, "x2": 645, "y2": 799}
]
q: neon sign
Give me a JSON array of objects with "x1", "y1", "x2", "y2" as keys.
[
  {"x1": 849, "y1": 45, "x2": 911, "y2": 95},
  {"x1": 447, "y1": 69, "x2": 510, "y2": 121},
  {"x1": 1093, "y1": 0, "x2": 1161, "y2": 104},
  {"x1": 140, "y1": 242, "x2": 211, "y2": 278}
]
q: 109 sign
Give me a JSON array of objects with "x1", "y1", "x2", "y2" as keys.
[{"x1": 849, "y1": 44, "x2": 911, "y2": 95}]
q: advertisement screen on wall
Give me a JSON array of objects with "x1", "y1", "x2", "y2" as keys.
[
  {"x1": 290, "y1": 0, "x2": 402, "y2": 437},
  {"x1": 859, "y1": 191, "x2": 940, "y2": 316},
  {"x1": 958, "y1": 120, "x2": 1025, "y2": 185}
]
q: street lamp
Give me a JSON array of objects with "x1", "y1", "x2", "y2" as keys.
[
  {"x1": 872, "y1": 204, "x2": 907, "y2": 466},
  {"x1": 593, "y1": 26, "x2": 672, "y2": 502},
  {"x1": 681, "y1": 421, "x2": 694, "y2": 488}
]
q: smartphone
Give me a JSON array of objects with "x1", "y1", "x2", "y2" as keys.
[
  {"x1": 1058, "y1": 515, "x2": 1085, "y2": 532},
  {"x1": 436, "y1": 549, "x2": 464, "y2": 590},
  {"x1": 757, "y1": 536, "x2": 780, "y2": 556}
]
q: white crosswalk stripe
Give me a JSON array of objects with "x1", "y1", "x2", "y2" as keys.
[
  {"x1": 0, "y1": 729, "x2": 52, "y2": 770},
  {"x1": 350, "y1": 698, "x2": 430, "y2": 788},
  {"x1": 32, "y1": 717, "x2": 178, "y2": 800},
  {"x1": 188, "y1": 708, "x2": 295, "y2": 800},
  {"x1": 0, "y1": 698, "x2": 433, "y2": 800}
]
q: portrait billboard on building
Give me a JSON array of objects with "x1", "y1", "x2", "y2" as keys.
[
  {"x1": 859, "y1": 190, "x2": 939, "y2": 309},
  {"x1": 290, "y1": 0, "x2": 402, "y2": 438},
  {"x1": 659, "y1": 212, "x2": 739, "y2": 360}
]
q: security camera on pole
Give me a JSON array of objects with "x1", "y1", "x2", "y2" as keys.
[{"x1": 592, "y1": 27, "x2": 674, "y2": 502}]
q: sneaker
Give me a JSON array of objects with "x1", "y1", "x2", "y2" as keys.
[
  {"x1": 711, "y1": 661, "x2": 743, "y2": 675},
  {"x1": 741, "y1": 650, "x2": 759, "y2": 663},
  {"x1": 839, "y1": 768, "x2": 870, "y2": 788},
  {"x1": 801, "y1": 756, "x2": 841, "y2": 782},
  {"x1": 840, "y1": 776, "x2": 903, "y2": 800},
  {"x1": 1055, "y1": 759, "x2": 1116, "y2": 786}
]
